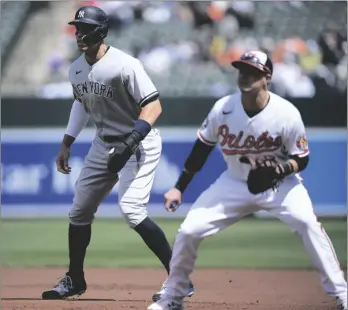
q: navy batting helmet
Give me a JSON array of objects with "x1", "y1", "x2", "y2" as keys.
[
  {"x1": 231, "y1": 51, "x2": 273, "y2": 77},
  {"x1": 69, "y1": 6, "x2": 108, "y2": 46}
]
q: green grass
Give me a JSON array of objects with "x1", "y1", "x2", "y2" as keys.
[{"x1": 1, "y1": 218, "x2": 346, "y2": 269}]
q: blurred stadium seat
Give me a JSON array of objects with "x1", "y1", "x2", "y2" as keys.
[
  {"x1": 1, "y1": 1, "x2": 31, "y2": 68},
  {"x1": 1, "y1": 1, "x2": 347, "y2": 99}
]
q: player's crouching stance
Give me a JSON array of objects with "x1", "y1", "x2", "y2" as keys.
[
  {"x1": 41, "y1": 5, "x2": 195, "y2": 302},
  {"x1": 147, "y1": 51, "x2": 347, "y2": 310}
]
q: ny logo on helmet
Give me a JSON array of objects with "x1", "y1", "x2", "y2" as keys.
[{"x1": 78, "y1": 10, "x2": 85, "y2": 18}]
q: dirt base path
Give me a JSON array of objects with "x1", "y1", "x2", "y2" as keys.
[{"x1": 1, "y1": 268, "x2": 337, "y2": 309}]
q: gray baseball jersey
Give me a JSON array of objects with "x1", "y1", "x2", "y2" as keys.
[
  {"x1": 69, "y1": 46, "x2": 159, "y2": 137},
  {"x1": 67, "y1": 46, "x2": 162, "y2": 228}
]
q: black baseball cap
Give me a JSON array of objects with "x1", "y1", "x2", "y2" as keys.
[{"x1": 231, "y1": 51, "x2": 273, "y2": 76}]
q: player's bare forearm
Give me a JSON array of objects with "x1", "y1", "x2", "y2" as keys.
[
  {"x1": 288, "y1": 159, "x2": 299, "y2": 173},
  {"x1": 138, "y1": 99, "x2": 162, "y2": 126}
]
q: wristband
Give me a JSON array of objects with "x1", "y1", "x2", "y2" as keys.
[
  {"x1": 134, "y1": 119, "x2": 151, "y2": 139},
  {"x1": 175, "y1": 169, "x2": 195, "y2": 193}
]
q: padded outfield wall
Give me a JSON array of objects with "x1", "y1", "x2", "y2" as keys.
[{"x1": 1, "y1": 127, "x2": 346, "y2": 219}]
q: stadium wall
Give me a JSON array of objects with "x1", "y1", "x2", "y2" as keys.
[
  {"x1": 1, "y1": 127, "x2": 346, "y2": 219},
  {"x1": 2, "y1": 92, "x2": 347, "y2": 127}
]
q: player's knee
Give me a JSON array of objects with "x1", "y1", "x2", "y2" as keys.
[
  {"x1": 178, "y1": 222, "x2": 205, "y2": 239},
  {"x1": 125, "y1": 212, "x2": 148, "y2": 229},
  {"x1": 176, "y1": 209, "x2": 213, "y2": 238},
  {"x1": 69, "y1": 204, "x2": 95, "y2": 225},
  {"x1": 119, "y1": 201, "x2": 148, "y2": 229},
  {"x1": 287, "y1": 213, "x2": 318, "y2": 234}
]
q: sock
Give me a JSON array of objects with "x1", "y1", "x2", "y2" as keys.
[
  {"x1": 134, "y1": 217, "x2": 172, "y2": 275},
  {"x1": 68, "y1": 223, "x2": 91, "y2": 278}
]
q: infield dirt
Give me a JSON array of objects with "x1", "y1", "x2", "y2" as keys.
[{"x1": 1, "y1": 268, "x2": 337, "y2": 309}]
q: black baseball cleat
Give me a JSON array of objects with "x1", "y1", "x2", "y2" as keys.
[{"x1": 42, "y1": 273, "x2": 87, "y2": 299}]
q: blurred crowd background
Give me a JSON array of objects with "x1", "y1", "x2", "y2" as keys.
[{"x1": 1, "y1": 0, "x2": 347, "y2": 100}]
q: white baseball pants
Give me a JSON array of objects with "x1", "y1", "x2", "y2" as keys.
[{"x1": 166, "y1": 170, "x2": 347, "y2": 301}]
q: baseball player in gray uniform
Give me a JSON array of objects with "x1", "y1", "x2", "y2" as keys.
[{"x1": 41, "y1": 5, "x2": 194, "y2": 301}]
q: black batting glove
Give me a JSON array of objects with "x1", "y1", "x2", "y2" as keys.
[{"x1": 107, "y1": 131, "x2": 142, "y2": 174}]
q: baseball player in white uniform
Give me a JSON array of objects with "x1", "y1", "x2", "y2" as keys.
[
  {"x1": 147, "y1": 51, "x2": 347, "y2": 310},
  {"x1": 41, "y1": 5, "x2": 195, "y2": 301}
]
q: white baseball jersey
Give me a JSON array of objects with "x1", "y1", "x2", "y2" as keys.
[
  {"x1": 68, "y1": 46, "x2": 159, "y2": 137},
  {"x1": 198, "y1": 91, "x2": 310, "y2": 181},
  {"x1": 161, "y1": 93, "x2": 346, "y2": 306}
]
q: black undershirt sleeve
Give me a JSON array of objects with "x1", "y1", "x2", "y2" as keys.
[{"x1": 175, "y1": 139, "x2": 215, "y2": 193}]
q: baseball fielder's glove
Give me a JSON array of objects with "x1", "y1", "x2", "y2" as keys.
[{"x1": 240, "y1": 156, "x2": 286, "y2": 194}]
